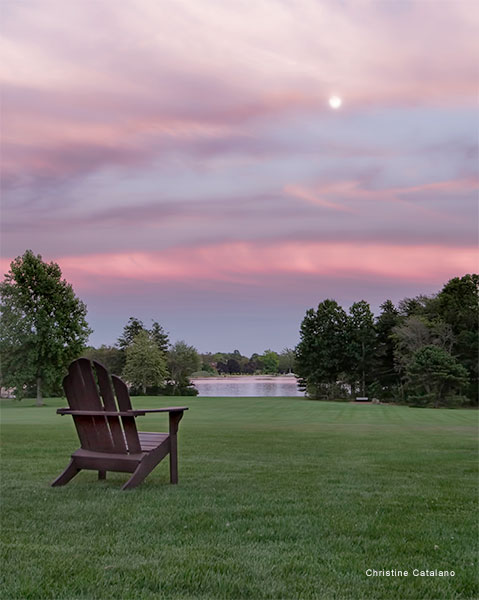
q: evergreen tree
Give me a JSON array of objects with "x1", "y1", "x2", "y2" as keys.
[
  {"x1": 346, "y1": 300, "x2": 376, "y2": 396},
  {"x1": 374, "y1": 300, "x2": 401, "y2": 395},
  {"x1": 150, "y1": 321, "x2": 170, "y2": 355},
  {"x1": 117, "y1": 317, "x2": 145, "y2": 351},
  {"x1": 295, "y1": 299, "x2": 349, "y2": 399}
]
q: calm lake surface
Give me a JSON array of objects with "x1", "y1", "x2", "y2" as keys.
[{"x1": 190, "y1": 375, "x2": 304, "y2": 397}]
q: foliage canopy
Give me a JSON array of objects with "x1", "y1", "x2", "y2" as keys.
[{"x1": 0, "y1": 250, "x2": 91, "y2": 404}]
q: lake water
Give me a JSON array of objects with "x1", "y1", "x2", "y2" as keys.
[{"x1": 190, "y1": 375, "x2": 304, "y2": 397}]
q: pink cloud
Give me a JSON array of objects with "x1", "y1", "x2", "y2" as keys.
[
  {"x1": 3, "y1": 242, "x2": 474, "y2": 293},
  {"x1": 284, "y1": 177, "x2": 478, "y2": 220}
]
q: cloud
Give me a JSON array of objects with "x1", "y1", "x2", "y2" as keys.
[
  {"x1": 283, "y1": 184, "x2": 354, "y2": 213},
  {"x1": 3, "y1": 240, "x2": 474, "y2": 295},
  {"x1": 2, "y1": 0, "x2": 478, "y2": 187}
]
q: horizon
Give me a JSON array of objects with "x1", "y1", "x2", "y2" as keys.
[
  {"x1": 79, "y1": 274, "x2": 465, "y2": 356},
  {"x1": 1, "y1": 1, "x2": 477, "y2": 355}
]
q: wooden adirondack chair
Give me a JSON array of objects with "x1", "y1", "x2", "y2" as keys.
[{"x1": 52, "y1": 357, "x2": 188, "y2": 490}]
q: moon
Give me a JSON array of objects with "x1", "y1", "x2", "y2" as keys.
[{"x1": 329, "y1": 96, "x2": 342, "y2": 109}]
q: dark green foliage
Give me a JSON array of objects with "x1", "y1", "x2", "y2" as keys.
[
  {"x1": 150, "y1": 321, "x2": 170, "y2": 355},
  {"x1": 226, "y1": 358, "x2": 241, "y2": 374},
  {"x1": 246, "y1": 353, "x2": 263, "y2": 374},
  {"x1": 346, "y1": 300, "x2": 376, "y2": 396},
  {"x1": 295, "y1": 300, "x2": 349, "y2": 399},
  {"x1": 295, "y1": 275, "x2": 477, "y2": 406},
  {"x1": 116, "y1": 317, "x2": 171, "y2": 391},
  {"x1": 117, "y1": 317, "x2": 145, "y2": 351},
  {"x1": 406, "y1": 345, "x2": 469, "y2": 407},
  {"x1": 398, "y1": 294, "x2": 434, "y2": 317},
  {"x1": 435, "y1": 274, "x2": 479, "y2": 403},
  {"x1": 0, "y1": 250, "x2": 91, "y2": 404},
  {"x1": 83, "y1": 345, "x2": 124, "y2": 375},
  {"x1": 168, "y1": 340, "x2": 201, "y2": 395},
  {"x1": 123, "y1": 330, "x2": 169, "y2": 394},
  {"x1": 197, "y1": 356, "x2": 217, "y2": 375},
  {"x1": 201, "y1": 350, "x2": 283, "y2": 376},
  {"x1": 278, "y1": 347, "x2": 295, "y2": 373},
  {"x1": 373, "y1": 300, "x2": 401, "y2": 396},
  {"x1": 260, "y1": 349, "x2": 280, "y2": 374}
]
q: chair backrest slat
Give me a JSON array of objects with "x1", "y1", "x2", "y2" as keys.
[
  {"x1": 75, "y1": 358, "x2": 114, "y2": 452},
  {"x1": 63, "y1": 373, "x2": 98, "y2": 450},
  {"x1": 93, "y1": 361, "x2": 127, "y2": 453},
  {"x1": 112, "y1": 375, "x2": 142, "y2": 454},
  {"x1": 62, "y1": 358, "x2": 142, "y2": 455}
]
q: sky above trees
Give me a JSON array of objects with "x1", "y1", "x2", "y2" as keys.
[{"x1": 1, "y1": 0, "x2": 477, "y2": 353}]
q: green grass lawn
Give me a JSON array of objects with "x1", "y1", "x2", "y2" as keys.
[{"x1": 1, "y1": 397, "x2": 477, "y2": 599}]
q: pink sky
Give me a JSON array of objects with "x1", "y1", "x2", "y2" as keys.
[{"x1": 1, "y1": 0, "x2": 478, "y2": 353}]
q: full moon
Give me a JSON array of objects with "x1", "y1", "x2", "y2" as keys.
[{"x1": 329, "y1": 96, "x2": 342, "y2": 109}]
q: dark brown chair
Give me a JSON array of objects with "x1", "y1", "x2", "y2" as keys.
[{"x1": 52, "y1": 358, "x2": 188, "y2": 490}]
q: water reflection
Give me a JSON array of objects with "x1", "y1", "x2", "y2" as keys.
[{"x1": 190, "y1": 376, "x2": 304, "y2": 397}]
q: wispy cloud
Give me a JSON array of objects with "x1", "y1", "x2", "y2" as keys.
[{"x1": 284, "y1": 184, "x2": 354, "y2": 212}]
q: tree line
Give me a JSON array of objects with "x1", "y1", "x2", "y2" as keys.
[
  {"x1": 85, "y1": 329, "x2": 296, "y2": 392},
  {"x1": 0, "y1": 250, "x2": 477, "y2": 408},
  {"x1": 85, "y1": 317, "x2": 200, "y2": 397},
  {"x1": 295, "y1": 274, "x2": 478, "y2": 407}
]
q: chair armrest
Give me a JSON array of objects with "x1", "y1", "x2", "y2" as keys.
[
  {"x1": 57, "y1": 408, "x2": 144, "y2": 417},
  {"x1": 57, "y1": 407, "x2": 188, "y2": 416},
  {"x1": 133, "y1": 407, "x2": 189, "y2": 414}
]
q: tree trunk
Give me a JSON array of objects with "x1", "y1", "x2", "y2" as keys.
[
  {"x1": 36, "y1": 377, "x2": 44, "y2": 406},
  {"x1": 142, "y1": 383, "x2": 146, "y2": 395}
]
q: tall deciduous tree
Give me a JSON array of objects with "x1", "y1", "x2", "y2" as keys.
[
  {"x1": 168, "y1": 341, "x2": 200, "y2": 393},
  {"x1": 260, "y1": 349, "x2": 279, "y2": 374},
  {"x1": 295, "y1": 299, "x2": 348, "y2": 399},
  {"x1": 278, "y1": 348, "x2": 296, "y2": 374},
  {"x1": 0, "y1": 250, "x2": 91, "y2": 405},
  {"x1": 122, "y1": 330, "x2": 168, "y2": 395}
]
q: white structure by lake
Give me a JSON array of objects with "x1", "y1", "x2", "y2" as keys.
[{"x1": 190, "y1": 375, "x2": 304, "y2": 397}]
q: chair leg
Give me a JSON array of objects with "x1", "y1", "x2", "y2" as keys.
[
  {"x1": 121, "y1": 442, "x2": 170, "y2": 490},
  {"x1": 121, "y1": 461, "x2": 155, "y2": 491},
  {"x1": 169, "y1": 434, "x2": 178, "y2": 484},
  {"x1": 51, "y1": 459, "x2": 80, "y2": 487},
  {"x1": 98, "y1": 470, "x2": 106, "y2": 480}
]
